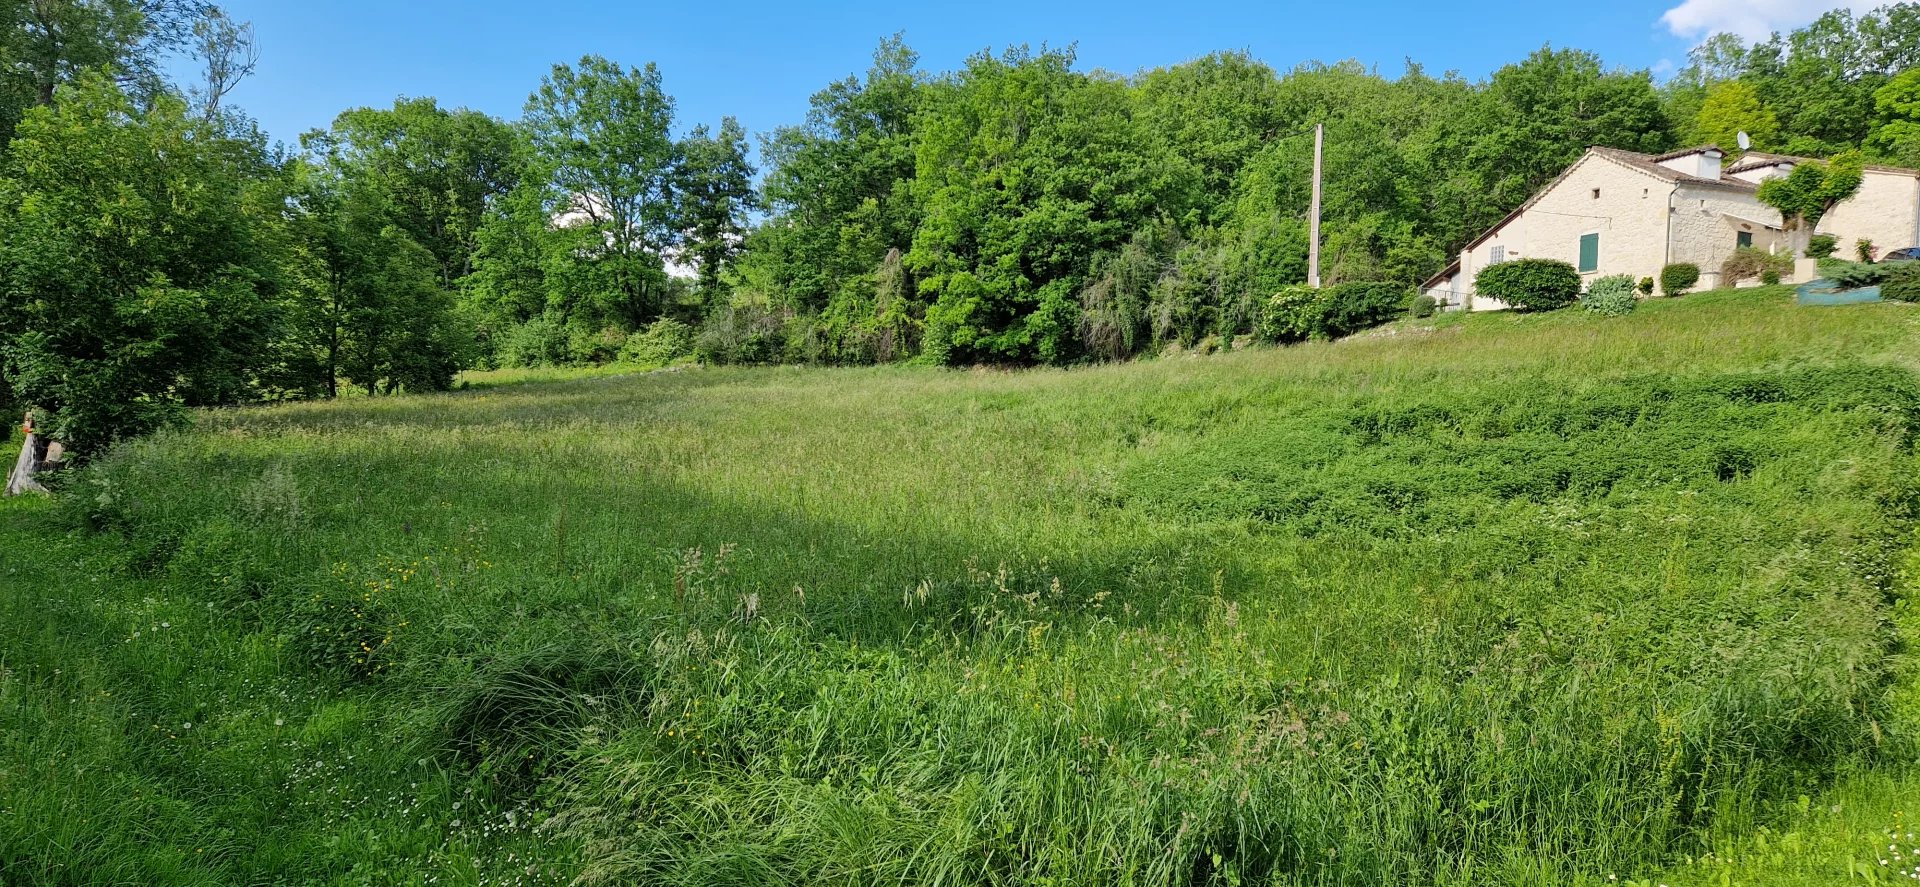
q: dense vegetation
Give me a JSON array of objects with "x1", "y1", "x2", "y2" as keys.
[
  {"x1": 6, "y1": 3, "x2": 1920, "y2": 453},
  {"x1": 5, "y1": 286, "x2": 1920, "y2": 886}
]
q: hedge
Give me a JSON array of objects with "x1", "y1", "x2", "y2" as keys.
[{"x1": 1474, "y1": 259, "x2": 1580, "y2": 311}]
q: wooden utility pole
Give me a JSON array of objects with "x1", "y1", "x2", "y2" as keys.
[{"x1": 1308, "y1": 123, "x2": 1324, "y2": 289}]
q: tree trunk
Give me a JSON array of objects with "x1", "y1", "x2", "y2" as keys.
[{"x1": 6, "y1": 432, "x2": 49, "y2": 496}]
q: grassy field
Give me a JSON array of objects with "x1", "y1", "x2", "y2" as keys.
[{"x1": 5, "y1": 286, "x2": 1920, "y2": 886}]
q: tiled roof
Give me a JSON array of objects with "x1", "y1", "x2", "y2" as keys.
[
  {"x1": 1725, "y1": 150, "x2": 1919, "y2": 178},
  {"x1": 1590, "y1": 147, "x2": 1757, "y2": 191}
]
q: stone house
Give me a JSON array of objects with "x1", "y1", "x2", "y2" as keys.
[
  {"x1": 1725, "y1": 152, "x2": 1920, "y2": 261},
  {"x1": 1422, "y1": 146, "x2": 1920, "y2": 310}
]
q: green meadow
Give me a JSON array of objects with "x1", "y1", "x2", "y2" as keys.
[{"x1": 5, "y1": 286, "x2": 1920, "y2": 886}]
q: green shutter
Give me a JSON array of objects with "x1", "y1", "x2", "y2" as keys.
[
  {"x1": 1578, "y1": 233, "x2": 1599, "y2": 273},
  {"x1": 1737, "y1": 231, "x2": 1753, "y2": 249}
]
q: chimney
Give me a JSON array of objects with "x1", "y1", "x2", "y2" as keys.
[
  {"x1": 1698, "y1": 148, "x2": 1723, "y2": 180},
  {"x1": 1660, "y1": 147, "x2": 1724, "y2": 180}
]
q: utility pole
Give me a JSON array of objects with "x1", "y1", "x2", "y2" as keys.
[{"x1": 1308, "y1": 123, "x2": 1323, "y2": 289}]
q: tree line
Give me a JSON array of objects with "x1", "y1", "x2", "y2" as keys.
[{"x1": 4, "y1": 1, "x2": 1920, "y2": 455}]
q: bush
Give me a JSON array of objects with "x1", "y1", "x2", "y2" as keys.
[
  {"x1": 695, "y1": 300, "x2": 792, "y2": 365},
  {"x1": 1320, "y1": 281, "x2": 1412, "y2": 336},
  {"x1": 1408, "y1": 294, "x2": 1437, "y2": 319},
  {"x1": 567, "y1": 324, "x2": 629, "y2": 365},
  {"x1": 1581, "y1": 274, "x2": 1638, "y2": 317},
  {"x1": 1882, "y1": 264, "x2": 1920, "y2": 302},
  {"x1": 1824, "y1": 260, "x2": 1889, "y2": 289},
  {"x1": 1761, "y1": 268, "x2": 1782, "y2": 285},
  {"x1": 1637, "y1": 277, "x2": 1655, "y2": 295},
  {"x1": 617, "y1": 318, "x2": 695, "y2": 368},
  {"x1": 1257, "y1": 285, "x2": 1327, "y2": 344},
  {"x1": 1720, "y1": 247, "x2": 1792, "y2": 285},
  {"x1": 1660, "y1": 263, "x2": 1701, "y2": 296},
  {"x1": 1807, "y1": 234, "x2": 1839, "y2": 259},
  {"x1": 497, "y1": 317, "x2": 571, "y2": 368},
  {"x1": 1856, "y1": 238, "x2": 1878, "y2": 263},
  {"x1": 1474, "y1": 259, "x2": 1580, "y2": 311}
]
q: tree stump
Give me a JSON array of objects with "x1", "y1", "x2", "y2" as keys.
[{"x1": 5, "y1": 414, "x2": 50, "y2": 496}]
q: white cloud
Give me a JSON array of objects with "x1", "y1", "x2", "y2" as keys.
[{"x1": 1659, "y1": 0, "x2": 1873, "y2": 42}]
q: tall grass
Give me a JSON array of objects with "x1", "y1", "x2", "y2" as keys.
[{"x1": 4, "y1": 285, "x2": 1920, "y2": 885}]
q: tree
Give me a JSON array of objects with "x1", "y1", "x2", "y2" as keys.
[
  {"x1": 188, "y1": 6, "x2": 255, "y2": 121},
  {"x1": 1474, "y1": 48, "x2": 1674, "y2": 219},
  {"x1": 673, "y1": 116, "x2": 755, "y2": 300},
  {"x1": 285, "y1": 156, "x2": 468, "y2": 398},
  {"x1": 0, "y1": 0, "x2": 215, "y2": 147},
  {"x1": 1756, "y1": 151, "x2": 1866, "y2": 254},
  {"x1": 908, "y1": 46, "x2": 1178, "y2": 365},
  {"x1": 0, "y1": 75, "x2": 281, "y2": 455},
  {"x1": 1691, "y1": 80, "x2": 1778, "y2": 153},
  {"x1": 306, "y1": 97, "x2": 523, "y2": 289},
  {"x1": 522, "y1": 55, "x2": 678, "y2": 328},
  {"x1": 1868, "y1": 67, "x2": 1920, "y2": 168}
]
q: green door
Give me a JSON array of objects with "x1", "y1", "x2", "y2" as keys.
[{"x1": 1578, "y1": 233, "x2": 1599, "y2": 273}]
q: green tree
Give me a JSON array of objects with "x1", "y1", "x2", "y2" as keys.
[
  {"x1": 1473, "y1": 48, "x2": 1673, "y2": 217},
  {"x1": 908, "y1": 46, "x2": 1179, "y2": 365},
  {"x1": 522, "y1": 55, "x2": 678, "y2": 328},
  {"x1": 0, "y1": 75, "x2": 281, "y2": 454},
  {"x1": 305, "y1": 97, "x2": 523, "y2": 289},
  {"x1": 1756, "y1": 151, "x2": 1866, "y2": 254},
  {"x1": 1868, "y1": 67, "x2": 1920, "y2": 167},
  {"x1": 1691, "y1": 80, "x2": 1779, "y2": 153},
  {"x1": 0, "y1": 0, "x2": 210, "y2": 144},
  {"x1": 673, "y1": 116, "x2": 756, "y2": 300}
]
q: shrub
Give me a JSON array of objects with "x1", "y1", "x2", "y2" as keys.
[
  {"x1": 1761, "y1": 268, "x2": 1782, "y2": 285},
  {"x1": 1824, "y1": 260, "x2": 1889, "y2": 289},
  {"x1": 1408, "y1": 294, "x2": 1437, "y2": 319},
  {"x1": 617, "y1": 318, "x2": 695, "y2": 368},
  {"x1": 695, "y1": 301, "x2": 792, "y2": 365},
  {"x1": 1660, "y1": 263, "x2": 1701, "y2": 296},
  {"x1": 1856, "y1": 238, "x2": 1878, "y2": 263},
  {"x1": 567, "y1": 324, "x2": 629, "y2": 364},
  {"x1": 1807, "y1": 234, "x2": 1839, "y2": 259},
  {"x1": 1883, "y1": 264, "x2": 1920, "y2": 302},
  {"x1": 498, "y1": 317, "x2": 571, "y2": 368},
  {"x1": 1637, "y1": 277, "x2": 1655, "y2": 295},
  {"x1": 1581, "y1": 274, "x2": 1638, "y2": 317},
  {"x1": 1320, "y1": 281, "x2": 1412, "y2": 336},
  {"x1": 1474, "y1": 259, "x2": 1580, "y2": 311},
  {"x1": 1720, "y1": 246, "x2": 1792, "y2": 285},
  {"x1": 1257, "y1": 285, "x2": 1327, "y2": 343}
]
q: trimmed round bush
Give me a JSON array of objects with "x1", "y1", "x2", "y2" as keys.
[
  {"x1": 1474, "y1": 259, "x2": 1580, "y2": 311},
  {"x1": 1409, "y1": 294, "x2": 1437, "y2": 319},
  {"x1": 1660, "y1": 263, "x2": 1701, "y2": 296},
  {"x1": 1582, "y1": 274, "x2": 1638, "y2": 317},
  {"x1": 1806, "y1": 234, "x2": 1839, "y2": 259}
]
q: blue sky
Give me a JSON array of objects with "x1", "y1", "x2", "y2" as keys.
[{"x1": 197, "y1": 0, "x2": 1863, "y2": 153}]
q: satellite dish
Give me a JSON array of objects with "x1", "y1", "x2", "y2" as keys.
[{"x1": 1736, "y1": 131, "x2": 1752, "y2": 151}]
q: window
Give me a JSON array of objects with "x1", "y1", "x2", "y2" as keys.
[
  {"x1": 1737, "y1": 231, "x2": 1753, "y2": 249},
  {"x1": 1490, "y1": 245, "x2": 1506, "y2": 264},
  {"x1": 1578, "y1": 233, "x2": 1599, "y2": 273}
]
